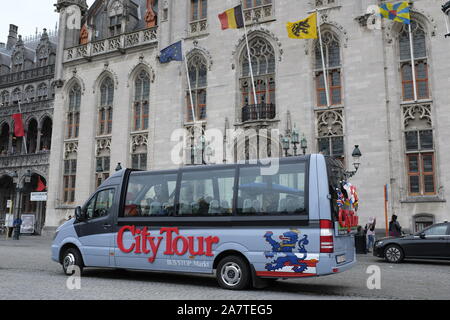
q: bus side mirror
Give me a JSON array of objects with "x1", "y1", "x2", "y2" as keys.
[{"x1": 75, "y1": 206, "x2": 84, "y2": 221}]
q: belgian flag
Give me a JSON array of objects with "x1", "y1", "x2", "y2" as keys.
[{"x1": 218, "y1": 5, "x2": 245, "y2": 30}]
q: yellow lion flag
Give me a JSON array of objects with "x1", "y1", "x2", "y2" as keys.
[{"x1": 286, "y1": 13, "x2": 318, "y2": 39}]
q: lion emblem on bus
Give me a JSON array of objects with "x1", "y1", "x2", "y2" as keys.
[{"x1": 263, "y1": 230, "x2": 312, "y2": 273}]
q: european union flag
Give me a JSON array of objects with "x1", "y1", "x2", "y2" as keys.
[{"x1": 159, "y1": 41, "x2": 183, "y2": 63}]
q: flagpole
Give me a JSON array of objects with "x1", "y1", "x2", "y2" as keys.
[
  {"x1": 17, "y1": 100, "x2": 28, "y2": 155},
  {"x1": 317, "y1": 10, "x2": 331, "y2": 108},
  {"x1": 408, "y1": 23, "x2": 418, "y2": 102},
  {"x1": 240, "y1": 1, "x2": 258, "y2": 107},
  {"x1": 182, "y1": 39, "x2": 197, "y2": 123}
]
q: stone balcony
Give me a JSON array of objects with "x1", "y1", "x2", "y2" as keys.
[
  {"x1": 0, "y1": 65, "x2": 55, "y2": 88},
  {"x1": 0, "y1": 151, "x2": 50, "y2": 171},
  {"x1": 241, "y1": 103, "x2": 276, "y2": 123},
  {"x1": 188, "y1": 19, "x2": 208, "y2": 37},
  {"x1": 0, "y1": 99, "x2": 54, "y2": 118},
  {"x1": 243, "y1": 3, "x2": 274, "y2": 25},
  {"x1": 64, "y1": 27, "x2": 158, "y2": 63}
]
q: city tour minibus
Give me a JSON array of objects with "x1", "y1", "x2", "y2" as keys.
[{"x1": 52, "y1": 154, "x2": 359, "y2": 290}]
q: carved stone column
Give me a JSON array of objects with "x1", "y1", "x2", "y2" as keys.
[{"x1": 36, "y1": 127, "x2": 42, "y2": 153}]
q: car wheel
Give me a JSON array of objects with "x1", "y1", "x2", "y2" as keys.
[
  {"x1": 62, "y1": 247, "x2": 84, "y2": 275},
  {"x1": 384, "y1": 244, "x2": 404, "y2": 263},
  {"x1": 216, "y1": 255, "x2": 250, "y2": 290}
]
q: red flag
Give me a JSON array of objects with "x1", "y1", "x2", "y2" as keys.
[
  {"x1": 36, "y1": 176, "x2": 46, "y2": 192},
  {"x1": 12, "y1": 113, "x2": 25, "y2": 137}
]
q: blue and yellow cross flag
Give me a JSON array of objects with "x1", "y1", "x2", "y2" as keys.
[
  {"x1": 379, "y1": 1, "x2": 411, "y2": 25},
  {"x1": 286, "y1": 12, "x2": 318, "y2": 39},
  {"x1": 159, "y1": 40, "x2": 183, "y2": 63}
]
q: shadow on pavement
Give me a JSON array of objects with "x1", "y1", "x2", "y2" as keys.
[{"x1": 80, "y1": 268, "x2": 352, "y2": 297}]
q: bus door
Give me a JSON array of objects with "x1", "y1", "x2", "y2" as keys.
[{"x1": 75, "y1": 188, "x2": 116, "y2": 267}]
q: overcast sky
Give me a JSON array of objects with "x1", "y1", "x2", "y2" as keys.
[{"x1": 0, "y1": 0, "x2": 95, "y2": 45}]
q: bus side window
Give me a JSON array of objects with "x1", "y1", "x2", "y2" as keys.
[
  {"x1": 177, "y1": 169, "x2": 235, "y2": 216},
  {"x1": 237, "y1": 162, "x2": 306, "y2": 216},
  {"x1": 124, "y1": 172, "x2": 177, "y2": 217}
]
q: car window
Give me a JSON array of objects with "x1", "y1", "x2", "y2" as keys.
[{"x1": 423, "y1": 225, "x2": 448, "y2": 236}]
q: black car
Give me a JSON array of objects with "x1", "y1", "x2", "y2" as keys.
[{"x1": 373, "y1": 222, "x2": 450, "y2": 263}]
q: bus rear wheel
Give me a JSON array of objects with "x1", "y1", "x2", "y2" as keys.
[{"x1": 216, "y1": 255, "x2": 250, "y2": 290}]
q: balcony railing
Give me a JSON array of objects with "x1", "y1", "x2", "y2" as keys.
[
  {"x1": 0, "y1": 65, "x2": 55, "y2": 87},
  {"x1": 242, "y1": 103, "x2": 276, "y2": 123},
  {"x1": 0, "y1": 99, "x2": 53, "y2": 118},
  {"x1": 64, "y1": 27, "x2": 158, "y2": 63},
  {"x1": 243, "y1": 3, "x2": 274, "y2": 25},
  {"x1": 189, "y1": 19, "x2": 208, "y2": 37},
  {"x1": 0, "y1": 151, "x2": 50, "y2": 170}
]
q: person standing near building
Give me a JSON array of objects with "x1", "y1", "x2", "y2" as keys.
[
  {"x1": 365, "y1": 217, "x2": 376, "y2": 252},
  {"x1": 389, "y1": 215, "x2": 402, "y2": 237},
  {"x1": 13, "y1": 216, "x2": 22, "y2": 240}
]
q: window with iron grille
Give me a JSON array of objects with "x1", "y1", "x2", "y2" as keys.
[{"x1": 240, "y1": 37, "x2": 276, "y2": 122}]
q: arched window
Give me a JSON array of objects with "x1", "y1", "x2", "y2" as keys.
[
  {"x1": 187, "y1": 54, "x2": 207, "y2": 121},
  {"x1": 0, "y1": 123, "x2": 10, "y2": 155},
  {"x1": 98, "y1": 77, "x2": 114, "y2": 136},
  {"x1": 12, "y1": 88, "x2": 22, "y2": 104},
  {"x1": 26, "y1": 118, "x2": 38, "y2": 154},
  {"x1": 399, "y1": 20, "x2": 429, "y2": 101},
  {"x1": 24, "y1": 85, "x2": 35, "y2": 102},
  {"x1": 40, "y1": 117, "x2": 52, "y2": 151},
  {"x1": 240, "y1": 37, "x2": 276, "y2": 122},
  {"x1": 0, "y1": 91, "x2": 9, "y2": 106},
  {"x1": 133, "y1": 70, "x2": 150, "y2": 131},
  {"x1": 67, "y1": 83, "x2": 81, "y2": 139},
  {"x1": 315, "y1": 30, "x2": 341, "y2": 107},
  {"x1": 37, "y1": 83, "x2": 48, "y2": 100}
]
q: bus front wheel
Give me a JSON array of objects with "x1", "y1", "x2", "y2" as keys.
[
  {"x1": 62, "y1": 247, "x2": 84, "y2": 276},
  {"x1": 216, "y1": 255, "x2": 250, "y2": 290}
]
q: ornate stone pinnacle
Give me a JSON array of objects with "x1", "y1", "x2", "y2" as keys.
[{"x1": 54, "y1": 0, "x2": 88, "y2": 13}]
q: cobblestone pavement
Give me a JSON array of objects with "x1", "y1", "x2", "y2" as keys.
[{"x1": 0, "y1": 236, "x2": 449, "y2": 300}]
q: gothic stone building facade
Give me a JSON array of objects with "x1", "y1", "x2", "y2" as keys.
[
  {"x1": 46, "y1": 0, "x2": 450, "y2": 233},
  {"x1": 0, "y1": 25, "x2": 56, "y2": 234}
]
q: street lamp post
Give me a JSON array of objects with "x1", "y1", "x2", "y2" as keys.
[
  {"x1": 291, "y1": 128, "x2": 299, "y2": 156},
  {"x1": 443, "y1": 1, "x2": 450, "y2": 37},
  {"x1": 300, "y1": 135, "x2": 308, "y2": 155},
  {"x1": 346, "y1": 145, "x2": 362, "y2": 178},
  {"x1": 282, "y1": 136, "x2": 290, "y2": 157}
]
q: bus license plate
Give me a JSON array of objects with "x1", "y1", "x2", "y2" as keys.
[{"x1": 336, "y1": 255, "x2": 346, "y2": 264}]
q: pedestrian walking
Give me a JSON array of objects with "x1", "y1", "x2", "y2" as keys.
[
  {"x1": 389, "y1": 214, "x2": 402, "y2": 237},
  {"x1": 13, "y1": 216, "x2": 22, "y2": 240},
  {"x1": 365, "y1": 217, "x2": 376, "y2": 252}
]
